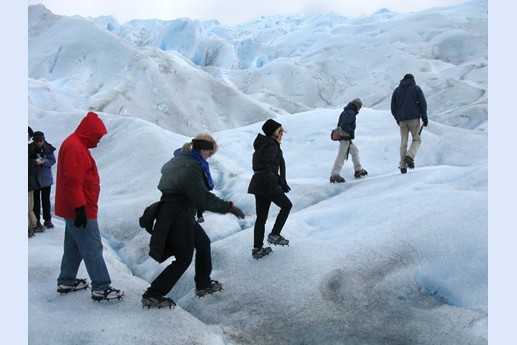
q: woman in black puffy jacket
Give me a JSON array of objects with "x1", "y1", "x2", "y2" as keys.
[{"x1": 247, "y1": 119, "x2": 292, "y2": 259}]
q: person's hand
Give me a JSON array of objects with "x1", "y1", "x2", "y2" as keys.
[
  {"x1": 229, "y1": 205, "x2": 245, "y2": 219},
  {"x1": 74, "y1": 206, "x2": 87, "y2": 228},
  {"x1": 423, "y1": 119, "x2": 428, "y2": 127},
  {"x1": 281, "y1": 183, "x2": 291, "y2": 193},
  {"x1": 35, "y1": 158, "x2": 44, "y2": 165}
]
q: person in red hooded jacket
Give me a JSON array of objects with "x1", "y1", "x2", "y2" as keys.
[{"x1": 55, "y1": 112, "x2": 124, "y2": 302}]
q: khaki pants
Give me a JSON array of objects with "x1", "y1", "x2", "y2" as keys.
[
  {"x1": 331, "y1": 128, "x2": 362, "y2": 176},
  {"x1": 28, "y1": 191, "x2": 38, "y2": 231},
  {"x1": 399, "y1": 118, "x2": 421, "y2": 168}
]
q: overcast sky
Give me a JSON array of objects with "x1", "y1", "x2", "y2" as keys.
[{"x1": 27, "y1": 0, "x2": 468, "y2": 25}]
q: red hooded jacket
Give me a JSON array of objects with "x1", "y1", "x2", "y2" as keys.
[{"x1": 55, "y1": 112, "x2": 108, "y2": 219}]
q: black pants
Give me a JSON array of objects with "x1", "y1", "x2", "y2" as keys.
[
  {"x1": 33, "y1": 186, "x2": 52, "y2": 222},
  {"x1": 149, "y1": 216, "x2": 212, "y2": 296},
  {"x1": 253, "y1": 193, "x2": 292, "y2": 249}
]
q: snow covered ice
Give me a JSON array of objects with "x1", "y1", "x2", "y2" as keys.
[{"x1": 25, "y1": 1, "x2": 487, "y2": 344}]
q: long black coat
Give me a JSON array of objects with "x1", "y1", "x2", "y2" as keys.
[
  {"x1": 149, "y1": 153, "x2": 231, "y2": 263},
  {"x1": 247, "y1": 134, "x2": 288, "y2": 195}
]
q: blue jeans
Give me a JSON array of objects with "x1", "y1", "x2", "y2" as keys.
[{"x1": 57, "y1": 219, "x2": 111, "y2": 290}]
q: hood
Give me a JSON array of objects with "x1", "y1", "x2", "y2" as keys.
[
  {"x1": 399, "y1": 78, "x2": 415, "y2": 88},
  {"x1": 74, "y1": 112, "x2": 108, "y2": 148},
  {"x1": 252, "y1": 133, "x2": 276, "y2": 150}
]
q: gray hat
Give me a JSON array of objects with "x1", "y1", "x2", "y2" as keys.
[{"x1": 351, "y1": 98, "x2": 363, "y2": 109}]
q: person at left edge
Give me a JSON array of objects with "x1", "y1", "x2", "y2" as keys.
[
  {"x1": 54, "y1": 112, "x2": 124, "y2": 301},
  {"x1": 28, "y1": 130, "x2": 56, "y2": 230},
  {"x1": 28, "y1": 126, "x2": 39, "y2": 238},
  {"x1": 141, "y1": 133, "x2": 245, "y2": 309}
]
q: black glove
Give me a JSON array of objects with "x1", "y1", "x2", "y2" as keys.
[
  {"x1": 281, "y1": 182, "x2": 291, "y2": 193},
  {"x1": 197, "y1": 208, "x2": 204, "y2": 223},
  {"x1": 423, "y1": 118, "x2": 428, "y2": 127},
  {"x1": 229, "y1": 205, "x2": 245, "y2": 219},
  {"x1": 74, "y1": 206, "x2": 87, "y2": 228},
  {"x1": 349, "y1": 131, "x2": 355, "y2": 140}
]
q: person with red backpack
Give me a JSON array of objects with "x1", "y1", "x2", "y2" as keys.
[{"x1": 330, "y1": 98, "x2": 368, "y2": 183}]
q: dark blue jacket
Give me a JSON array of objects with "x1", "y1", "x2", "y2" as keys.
[
  {"x1": 28, "y1": 141, "x2": 56, "y2": 188},
  {"x1": 337, "y1": 102, "x2": 359, "y2": 136},
  {"x1": 391, "y1": 78, "x2": 428, "y2": 124}
]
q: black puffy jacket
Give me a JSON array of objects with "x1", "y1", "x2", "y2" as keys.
[{"x1": 247, "y1": 134, "x2": 288, "y2": 195}]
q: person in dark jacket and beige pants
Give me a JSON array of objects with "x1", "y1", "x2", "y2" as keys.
[
  {"x1": 391, "y1": 73, "x2": 428, "y2": 173},
  {"x1": 330, "y1": 98, "x2": 367, "y2": 183}
]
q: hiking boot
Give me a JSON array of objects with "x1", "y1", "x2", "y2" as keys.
[
  {"x1": 404, "y1": 156, "x2": 414, "y2": 169},
  {"x1": 400, "y1": 167, "x2": 407, "y2": 174},
  {"x1": 267, "y1": 233, "x2": 289, "y2": 246},
  {"x1": 252, "y1": 246, "x2": 272, "y2": 259},
  {"x1": 57, "y1": 278, "x2": 89, "y2": 293},
  {"x1": 195, "y1": 280, "x2": 223, "y2": 297},
  {"x1": 330, "y1": 175, "x2": 345, "y2": 183},
  {"x1": 44, "y1": 220, "x2": 54, "y2": 229},
  {"x1": 141, "y1": 291, "x2": 176, "y2": 309},
  {"x1": 28, "y1": 229, "x2": 35, "y2": 238},
  {"x1": 354, "y1": 169, "x2": 368, "y2": 178},
  {"x1": 34, "y1": 221, "x2": 45, "y2": 233},
  {"x1": 91, "y1": 286, "x2": 124, "y2": 301}
]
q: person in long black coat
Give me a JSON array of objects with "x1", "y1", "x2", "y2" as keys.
[
  {"x1": 142, "y1": 133, "x2": 245, "y2": 308},
  {"x1": 247, "y1": 119, "x2": 292, "y2": 259}
]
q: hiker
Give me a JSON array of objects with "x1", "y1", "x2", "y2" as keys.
[
  {"x1": 141, "y1": 133, "x2": 245, "y2": 308},
  {"x1": 391, "y1": 73, "x2": 428, "y2": 173},
  {"x1": 55, "y1": 112, "x2": 124, "y2": 301},
  {"x1": 28, "y1": 126, "x2": 39, "y2": 238},
  {"x1": 29, "y1": 131, "x2": 57, "y2": 230},
  {"x1": 248, "y1": 119, "x2": 292, "y2": 259},
  {"x1": 329, "y1": 98, "x2": 368, "y2": 183}
]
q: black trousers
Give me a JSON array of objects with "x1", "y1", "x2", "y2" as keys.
[
  {"x1": 149, "y1": 216, "x2": 212, "y2": 296},
  {"x1": 33, "y1": 186, "x2": 52, "y2": 222},
  {"x1": 253, "y1": 193, "x2": 292, "y2": 249}
]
